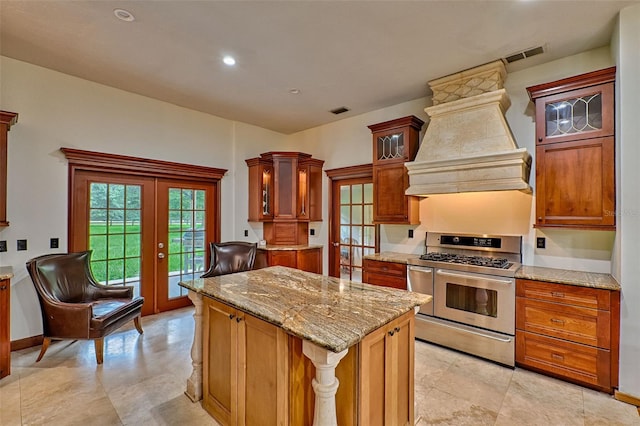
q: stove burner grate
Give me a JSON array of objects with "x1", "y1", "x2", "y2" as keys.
[{"x1": 420, "y1": 252, "x2": 510, "y2": 269}]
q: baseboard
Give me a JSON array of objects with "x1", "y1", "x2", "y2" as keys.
[
  {"x1": 11, "y1": 334, "x2": 44, "y2": 351},
  {"x1": 614, "y1": 390, "x2": 640, "y2": 407}
]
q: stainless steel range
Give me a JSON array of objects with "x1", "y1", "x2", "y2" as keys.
[{"x1": 408, "y1": 232, "x2": 522, "y2": 366}]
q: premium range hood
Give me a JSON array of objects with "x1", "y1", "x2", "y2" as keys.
[{"x1": 405, "y1": 61, "x2": 532, "y2": 196}]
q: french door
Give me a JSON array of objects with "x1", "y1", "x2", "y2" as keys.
[
  {"x1": 70, "y1": 171, "x2": 217, "y2": 315},
  {"x1": 329, "y1": 176, "x2": 378, "y2": 281}
]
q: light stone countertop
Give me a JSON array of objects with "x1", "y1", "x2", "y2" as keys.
[
  {"x1": 363, "y1": 252, "x2": 421, "y2": 264},
  {"x1": 0, "y1": 266, "x2": 13, "y2": 280},
  {"x1": 179, "y1": 265, "x2": 431, "y2": 353},
  {"x1": 257, "y1": 244, "x2": 323, "y2": 251},
  {"x1": 516, "y1": 265, "x2": 620, "y2": 291}
]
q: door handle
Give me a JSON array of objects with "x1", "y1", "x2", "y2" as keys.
[
  {"x1": 436, "y1": 270, "x2": 513, "y2": 286},
  {"x1": 158, "y1": 253, "x2": 165, "y2": 259},
  {"x1": 332, "y1": 242, "x2": 339, "y2": 247}
]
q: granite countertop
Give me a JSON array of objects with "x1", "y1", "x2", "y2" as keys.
[
  {"x1": 516, "y1": 265, "x2": 620, "y2": 291},
  {"x1": 257, "y1": 244, "x2": 323, "y2": 251},
  {"x1": 179, "y1": 266, "x2": 431, "y2": 353},
  {"x1": 363, "y1": 251, "x2": 421, "y2": 264},
  {"x1": 0, "y1": 266, "x2": 13, "y2": 280}
]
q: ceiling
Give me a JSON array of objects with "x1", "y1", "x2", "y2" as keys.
[{"x1": 0, "y1": 1, "x2": 636, "y2": 134}]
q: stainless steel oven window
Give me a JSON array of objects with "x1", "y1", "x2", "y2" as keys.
[{"x1": 445, "y1": 284, "x2": 498, "y2": 318}]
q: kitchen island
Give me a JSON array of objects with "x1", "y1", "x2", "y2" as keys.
[{"x1": 179, "y1": 266, "x2": 430, "y2": 426}]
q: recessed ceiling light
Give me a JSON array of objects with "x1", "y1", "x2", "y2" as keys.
[
  {"x1": 223, "y1": 56, "x2": 236, "y2": 66},
  {"x1": 289, "y1": 88, "x2": 301, "y2": 95},
  {"x1": 113, "y1": 8, "x2": 135, "y2": 22}
]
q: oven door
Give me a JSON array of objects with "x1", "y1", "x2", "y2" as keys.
[{"x1": 434, "y1": 269, "x2": 515, "y2": 335}]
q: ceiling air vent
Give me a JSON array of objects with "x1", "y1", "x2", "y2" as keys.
[
  {"x1": 330, "y1": 106, "x2": 350, "y2": 115},
  {"x1": 504, "y1": 45, "x2": 545, "y2": 64}
]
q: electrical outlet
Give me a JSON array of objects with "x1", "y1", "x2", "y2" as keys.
[
  {"x1": 17, "y1": 239, "x2": 27, "y2": 251},
  {"x1": 310, "y1": 228, "x2": 315, "y2": 236},
  {"x1": 244, "y1": 230, "x2": 249, "y2": 237},
  {"x1": 0, "y1": 240, "x2": 6, "y2": 252},
  {"x1": 536, "y1": 237, "x2": 546, "y2": 249},
  {"x1": 50, "y1": 238, "x2": 59, "y2": 249},
  {"x1": 408, "y1": 229, "x2": 414, "y2": 238}
]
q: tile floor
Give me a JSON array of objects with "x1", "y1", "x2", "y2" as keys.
[{"x1": 1, "y1": 307, "x2": 638, "y2": 426}]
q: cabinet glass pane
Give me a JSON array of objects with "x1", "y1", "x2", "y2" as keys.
[
  {"x1": 377, "y1": 132, "x2": 404, "y2": 160},
  {"x1": 545, "y1": 93, "x2": 602, "y2": 137}
]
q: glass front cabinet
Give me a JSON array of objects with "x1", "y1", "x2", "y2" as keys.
[
  {"x1": 368, "y1": 115, "x2": 424, "y2": 224},
  {"x1": 527, "y1": 67, "x2": 616, "y2": 229}
]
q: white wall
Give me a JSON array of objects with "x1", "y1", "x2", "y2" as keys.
[
  {"x1": 613, "y1": 3, "x2": 640, "y2": 399},
  {"x1": 0, "y1": 56, "x2": 285, "y2": 340}
]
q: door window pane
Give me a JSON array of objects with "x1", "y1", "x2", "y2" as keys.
[
  {"x1": 88, "y1": 182, "x2": 142, "y2": 298},
  {"x1": 168, "y1": 188, "x2": 206, "y2": 300}
]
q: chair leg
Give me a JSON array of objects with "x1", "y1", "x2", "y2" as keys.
[
  {"x1": 94, "y1": 338, "x2": 104, "y2": 364},
  {"x1": 35, "y1": 337, "x2": 51, "y2": 362},
  {"x1": 134, "y1": 315, "x2": 144, "y2": 334}
]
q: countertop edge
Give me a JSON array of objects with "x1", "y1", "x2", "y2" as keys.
[{"x1": 0, "y1": 266, "x2": 14, "y2": 280}]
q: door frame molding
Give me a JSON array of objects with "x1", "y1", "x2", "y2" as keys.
[
  {"x1": 62, "y1": 148, "x2": 227, "y2": 249},
  {"x1": 325, "y1": 164, "x2": 375, "y2": 278}
]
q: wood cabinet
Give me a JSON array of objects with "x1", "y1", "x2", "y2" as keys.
[
  {"x1": 255, "y1": 247, "x2": 323, "y2": 274},
  {"x1": 0, "y1": 111, "x2": 18, "y2": 227},
  {"x1": 203, "y1": 297, "x2": 416, "y2": 426},
  {"x1": 515, "y1": 279, "x2": 620, "y2": 393},
  {"x1": 527, "y1": 68, "x2": 615, "y2": 229},
  {"x1": 368, "y1": 116, "x2": 424, "y2": 224},
  {"x1": 246, "y1": 152, "x2": 324, "y2": 245},
  {"x1": 0, "y1": 278, "x2": 10, "y2": 379},
  {"x1": 362, "y1": 259, "x2": 407, "y2": 290},
  {"x1": 359, "y1": 310, "x2": 415, "y2": 425},
  {"x1": 202, "y1": 297, "x2": 289, "y2": 425}
]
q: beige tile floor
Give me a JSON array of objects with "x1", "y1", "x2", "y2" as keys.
[{"x1": 1, "y1": 307, "x2": 638, "y2": 426}]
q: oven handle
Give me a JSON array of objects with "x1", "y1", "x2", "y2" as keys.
[
  {"x1": 428, "y1": 317, "x2": 514, "y2": 343},
  {"x1": 436, "y1": 269, "x2": 513, "y2": 286}
]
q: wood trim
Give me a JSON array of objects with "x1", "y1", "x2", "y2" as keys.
[
  {"x1": 61, "y1": 147, "x2": 227, "y2": 181},
  {"x1": 527, "y1": 66, "x2": 616, "y2": 100},
  {"x1": 367, "y1": 115, "x2": 424, "y2": 133},
  {"x1": 0, "y1": 111, "x2": 18, "y2": 128},
  {"x1": 614, "y1": 390, "x2": 640, "y2": 407},
  {"x1": 11, "y1": 334, "x2": 44, "y2": 351},
  {"x1": 325, "y1": 163, "x2": 373, "y2": 180}
]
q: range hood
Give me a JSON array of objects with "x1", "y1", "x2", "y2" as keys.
[{"x1": 405, "y1": 61, "x2": 532, "y2": 196}]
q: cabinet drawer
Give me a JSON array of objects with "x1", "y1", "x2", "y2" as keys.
[
  {"x1": 363, "y1": 272, "x2": 407, "y2": 290},
  {"x1": 516, "y1": 279, "x2": 610, "y2": 310},
  {"x1": 516, "y1": 330, "x2": 611, "y2": 391},
  {"x1": 516, "y1": 297, "x2": 610, "y2": 348},
  {"x1": 363, "y1": 260, "x2": 406, "y2": 278}
]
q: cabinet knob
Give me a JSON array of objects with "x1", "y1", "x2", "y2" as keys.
[
  {"x1": 388, "y1": 330, "x2": 395, "y2": 336},
  {"x1": 236, "y1": 316, "x2": 243, "y2": 323},
  {"x1": 229, "y1": 313, "x2": 235, "y2": 320},
  {"x1": 0, "y1": 285, "x2": 6, "y2": 291},
  {"x1": 538, "y1": 137, "x2": 543, "y2": 142}
]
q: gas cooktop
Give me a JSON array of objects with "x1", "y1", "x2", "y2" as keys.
[{"x1": 419, "y1": 252, "x2": 511, "y2": 269}]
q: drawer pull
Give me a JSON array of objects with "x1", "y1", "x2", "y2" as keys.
[
  {"x1": 551, "y1": 353, "x2": 564, "y2": 361},
  {"x1": 550, "y1": 318, "x2": 565, "y2": 325},
  {"x1": 551, "y1": 292, "x2": 565, "y2": 298}
]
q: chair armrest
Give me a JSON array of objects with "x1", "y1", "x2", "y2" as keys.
[
  {"x1": 42, "y1": 301, "x2": 92, "y2": 339},
  {"x1": 89, "y1": 284, "x2": 133, "y2": 299}
]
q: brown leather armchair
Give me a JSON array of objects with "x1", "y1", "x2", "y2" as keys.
[
  {"x1": 201, "y1": 241, "x2": 257, "y2": 277},
  {"x1": 26, "y1": 251, "x2": 144, "y2": 364}
]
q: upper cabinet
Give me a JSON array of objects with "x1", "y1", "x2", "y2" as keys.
[
  {"x1": 368, "y1": 116, "x2": 424, "y2": 224},
  {"x1": 246, "y1": 152, "x2": 324, "y2": 245},
  {"x1": 0, "y1": 111, "x2": 19, "y2": 227},
  {"x1": 527, "y1": 68, "x2": 616, "y2": 230}
]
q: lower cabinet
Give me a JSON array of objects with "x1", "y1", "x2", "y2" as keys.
[
  {"x1": 363, "y1": 259, "x2": 407, "y2": 290},
  {"x1": 203, "y1": 297, "x2": 415, "y2": 425},
  {"x1": 359, "y1": 310, "x2": 415, "y2": 426},
  {"x1": 515, "y1": 279, "x2": 620, "y2": 393},
  {"x1": 256, "y1": 247, "x2": 322, "y2": 274},
  {"x1": 203, "y1": 297, "x2": 289, "y2": 425},
  {"x1": 0, "y1": 278, "x2": 10, "y2": 379}
]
